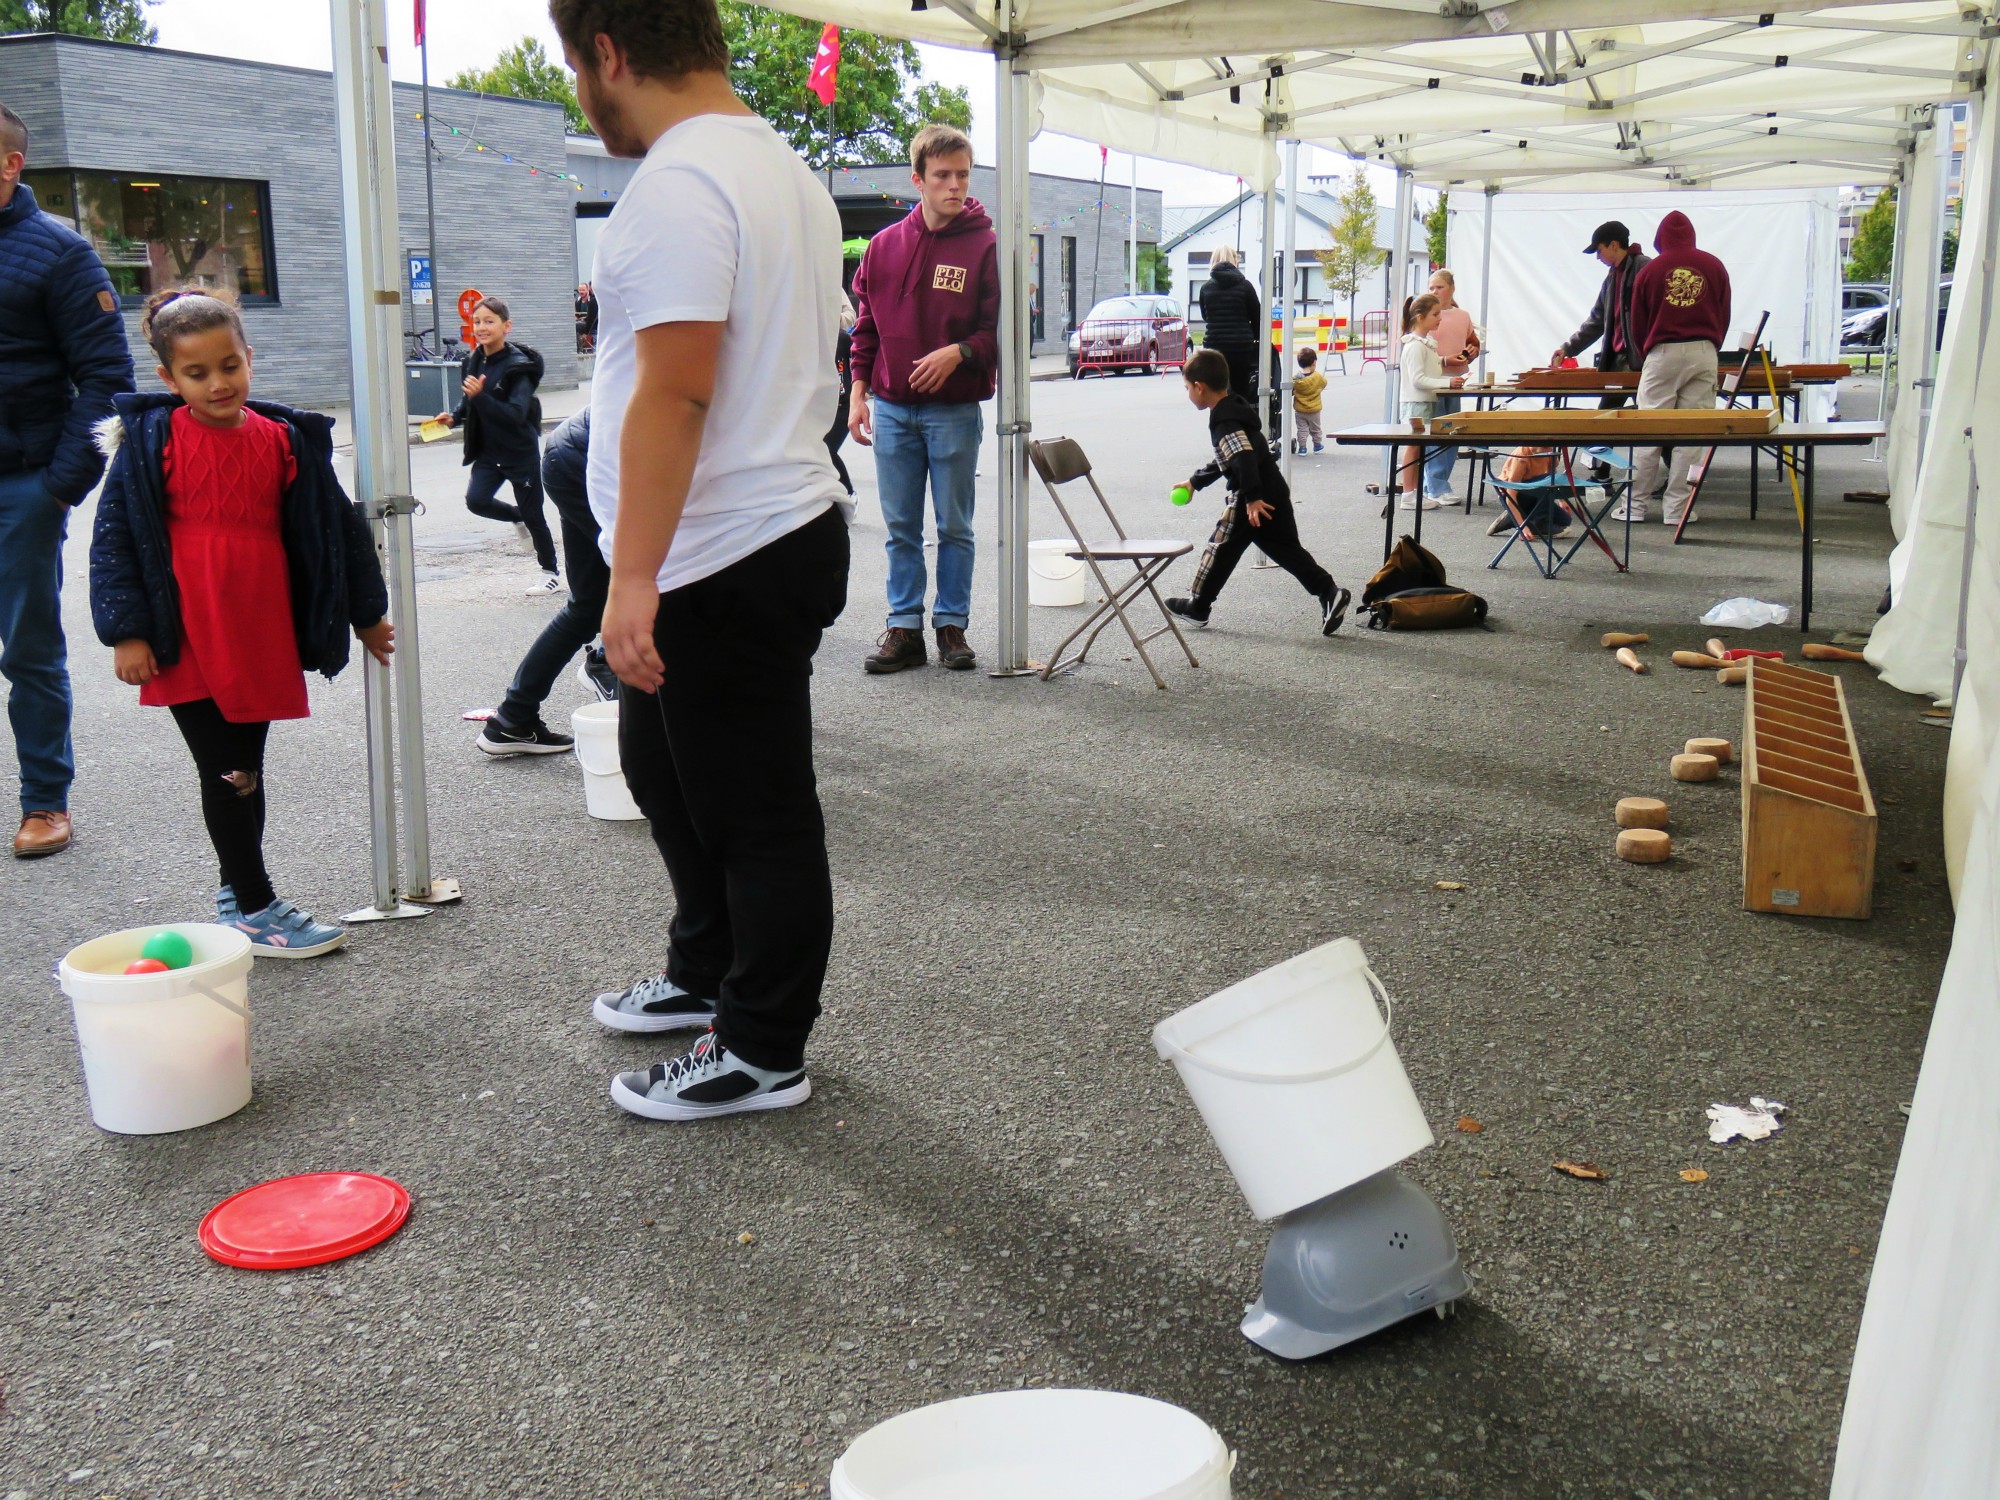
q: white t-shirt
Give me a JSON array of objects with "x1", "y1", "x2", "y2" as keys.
[{"x1": 588, "y1": 113, "x2": 850, "y2": 591}]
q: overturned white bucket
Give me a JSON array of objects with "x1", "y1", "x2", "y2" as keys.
[
  {"x1": 1153, "y1": 938, "x2": 1434, "y2": 1221},
  {"x1": 571, "y1": 700, "x2": 644, "y2": 821},
  {"x1": 1028, "y1": 538, "x2": 1087, "y2": 607},
  {"x1": 831, "y1": 1389, "x2": 1233, "y2": 1500},
  {"x1": 58, "y1": 923, "x2": 254, "y2": 1135}
]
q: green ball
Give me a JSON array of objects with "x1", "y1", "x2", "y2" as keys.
[
  {"x1": 1170, "y1": 484, "x2": 1193, "y2": 507},
  {"x1": 140, "y1": 929, "x2": 195, "y2": 971}
]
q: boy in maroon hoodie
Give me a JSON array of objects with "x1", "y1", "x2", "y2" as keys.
[
  {"x1": 1620, "y1": 210, "x2": 1732, "y2": 526},
  {"x1": 847, "y1": 123, "x2": 1000, "y2": 674}
]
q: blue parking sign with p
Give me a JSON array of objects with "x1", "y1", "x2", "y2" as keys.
[{"x1": 409, "y1": 253, "x2": 433, "y2": 306}]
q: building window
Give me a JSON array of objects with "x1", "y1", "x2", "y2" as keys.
[
  {"x1": 38, "y1": 170, "x2": 278, "y2": 305},
  {"x1": 1187, "y1": 250, "x2": 1211, "y2": 268}
]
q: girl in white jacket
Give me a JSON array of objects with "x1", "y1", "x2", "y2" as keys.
[{"x1": 1397, "y1": 293, "x2": 1464, "y2": 509}]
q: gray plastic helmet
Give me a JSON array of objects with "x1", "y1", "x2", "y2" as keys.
[{"x1": 1240, "y1": 1169, "x2": 1471, "y2": 1359}]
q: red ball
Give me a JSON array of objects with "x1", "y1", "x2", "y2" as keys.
[{"x1": 123, "y1": 957, "x2": 171, "y2": 974}]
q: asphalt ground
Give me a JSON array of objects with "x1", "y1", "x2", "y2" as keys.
[{"x1": 0, "y1": 369, "x2": 1947, "y2": 1499}]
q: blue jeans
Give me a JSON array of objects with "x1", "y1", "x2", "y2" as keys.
[
  {"x1": 0, "y1": 467, "x2": 74, "y2": 813},
  {"x1": 871, "y1": 398, "x2": 981, "y2": 631},
  {"x1": 1422, "y1": 394, "x2": 1462, "y2": 500}
]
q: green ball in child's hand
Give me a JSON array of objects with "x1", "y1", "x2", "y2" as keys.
[
  {"x1": 1170, "y1": 484, "x2": 1192, "y2": 507},
  {"x1": 140, "y1": 929, "x2": 194, "y2": 971}
]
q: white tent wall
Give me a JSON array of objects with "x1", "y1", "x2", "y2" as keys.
[
  {"x1": 1443, "y1": 189, "x2": 1839, "y2": 406},
  {"x1": 1884, "y1": 117, "x2": 1944, "y2": 543},
  {"x1": 1867, "y1": 95, "x2": 1995, "y2": 705}
]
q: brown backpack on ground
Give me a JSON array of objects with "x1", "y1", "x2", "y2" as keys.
[{"x1": 1360, "y1": 534, "x2": 1490, "y2": 631}]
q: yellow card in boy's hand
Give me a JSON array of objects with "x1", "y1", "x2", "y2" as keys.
[{"x1": 419, "y1": 419, "x2": 451, "y2": 443}]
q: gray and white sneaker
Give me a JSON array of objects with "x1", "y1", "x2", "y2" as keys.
[
  {"x1": 592, "y1": 972, "x2": 716, "y2": 1033},
  {"x1": 610, "y1": 1030, "x2": 810, "y2": 1121}
]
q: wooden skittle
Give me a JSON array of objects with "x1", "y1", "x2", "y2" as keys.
[
  {"x1": 1672, "y1": 651, "x2": 1729, "y2": 669},
  {"x1": 1717, "y1": 665, "x2": 1749, "y2": 685},
  {"x1": 1802, "y1": 643, "x2": 1867, "y2": 662},
  {"x1": 1617, "y1": 647, "x2": 1647, "y2": 674},
  {"x1": 1601, "y1": 631, "x2": 1649, "y2": 649},
  {"x1": 1705, "y1": 638, "x2": 1729, "y2": 660}
]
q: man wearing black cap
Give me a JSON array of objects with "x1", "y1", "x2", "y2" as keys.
[{"x1": 1548, "y1": 222, "x2": 1650, "y2": 485}]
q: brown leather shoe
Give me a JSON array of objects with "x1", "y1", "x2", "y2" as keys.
[
  {"x1": 14, "y1": 809, "x2": 73, "y2": 858},
  {"x1": 864, "y1": 627, "x2": 927, "y2": 674},
  {"x1": 935, "y1": 625, "x2": 976, "y2": 671}
]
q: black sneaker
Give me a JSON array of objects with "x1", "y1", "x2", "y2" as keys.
[
  {"x1": 864, "y1": 627, "x2": 927, "y2": 674},
  {"x1": 477, "y1": 718, "x2": 575, "y2": 756},
  {"x1": 610, "y1": 1031, "x2": 810, "y2": 1121},
  {"x1": 1165, "y1": 597, "x2": 1211, "y2": 628},
  {"x1": 577, "y1": 647, "x2": 618, "y2": 703},
  {"x1": 592, "y1": 972, "x2": 717, "y2": 1033},
  {"x1": 1319, "y1": 585, "x2": 1352, "y2": 636}
]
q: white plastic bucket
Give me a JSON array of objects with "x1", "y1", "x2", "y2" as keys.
[
  {"x1": 1028, "y1": 538, "x2": 1087, "y2": 607},
  {"x1": 571, "y1": 700, "x2": 644, "y2": 821},
  {"x1": 58, "y1": 923, "x2": 254, "y2": 1135},
  {"x1": 1152, "y1": 937, "x2": 1434, "y2": 1221},
  {"x1": 830, "y1": 1390, "x2": 1233, "y2": 1500}
]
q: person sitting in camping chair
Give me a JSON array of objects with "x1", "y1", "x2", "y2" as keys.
[{"x1": 1490, "y1": 447, "x2": 1576, "y2": 544}]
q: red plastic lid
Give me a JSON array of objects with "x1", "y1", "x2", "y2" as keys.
[{"x1": 199, "y1": 1172, "x2": 411, "y2": 1270}]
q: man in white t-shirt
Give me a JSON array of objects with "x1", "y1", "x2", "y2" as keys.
[{"x1": 553, "y1": 0, "x2": 852, "y2": 1123}]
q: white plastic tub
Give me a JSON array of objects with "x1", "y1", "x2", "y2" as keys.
[
  {"x1": 1152, "y1": 937, "x2": 1434, "y2": 1221},
  {"x1": 58, "y1": 923, "x2": 254, "y2": 1135},
  {"x1": 1028, "y1": 538, "x2": 1088, "y2": 607},
  {"x1": 830, "y1": 1389, "x2": 1233, "y2": 1500},
  {"x1": 571, "y1": 700, "x2": 645, "y2": 821}
]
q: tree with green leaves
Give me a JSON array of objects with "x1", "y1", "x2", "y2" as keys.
[
  {"x1": 1844, "y1": 186, "x2": 1896, "y2": 282},
  {"x1": 1424, "y1": 190, "x2": 1450, "y2": 269},
  {"x1": 449, "y1": 38, "x2": 590, "y2": 137},
  {"x1": 721, "y1": 4, "x2": 969, "y2": 170},
  {"x1": 0, "y1": 0, "x2": 155, "y2": 42},
  {"x1": 1315, "y1": 172, "x2": 1384, "y2": 324},
  {"x1": 1136, "y1": 244, "x2": 1172, "y2": 296}
]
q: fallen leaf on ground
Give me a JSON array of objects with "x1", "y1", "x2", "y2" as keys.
[
  {"x1": 738, "y1": 1232, "x2": 757, "y2": 1246},
  {"x1": 1679, "y1": 1169, "x2": 1709, "y2": 1183},
  {"x1": 1457, "y1": 1116, "x2": 1484, "y2": 1133},
  {"x1": 1553, "y1": 1160, "x2": 1606, "y2": 1181},
  {"x1": 1435, "y1": 880, "x2": 1467, "y2": 891}
]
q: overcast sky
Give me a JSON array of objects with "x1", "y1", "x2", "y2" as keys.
[{"x1": 146, "y1": 0, "x2": 1369, "y2": 209}]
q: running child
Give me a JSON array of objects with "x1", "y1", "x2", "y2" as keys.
[
  {"x1": 1396, "y1": 293, "x2": 1464, "y2": 510},
  {"x1": 1292, "y1": 346, "x2": 1326, "y2": 454},
  {"x1": 89, "y1": 288, "x2": 393, "y2": 958},
  {"x1": 433, "y1": 296, "x2": 558, "y2": 596},
  {"x1": 1166, "y1": 348, "x2": 1351, "y2": 635}
]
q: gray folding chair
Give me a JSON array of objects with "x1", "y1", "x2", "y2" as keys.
[{"x1": 1028, "y1": 437, "x2": 1199, "y2": 690}]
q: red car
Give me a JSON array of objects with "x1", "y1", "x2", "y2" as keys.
[{"x1": 1069, "y1": 295, "x2": 1189, "y2": 377}]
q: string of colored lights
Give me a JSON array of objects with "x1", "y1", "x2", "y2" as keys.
[{"x1": 416, "y1": 113, "x2": 594, "y2": 192}]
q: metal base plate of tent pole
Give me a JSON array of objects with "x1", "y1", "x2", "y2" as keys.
[{"x1": 1240, "y1": 1169, "x2": 1471, "y2": 1360}]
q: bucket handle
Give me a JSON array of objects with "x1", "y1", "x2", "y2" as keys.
[
  {"x1": 574, "y1": 735, "x2": 625, "y2": 779},
  {"x1": 189, "y1": 975, "x2": 251, "y2": 1023},
  {"x1": 1158, "y1": 966, "x2": 1395, "y2": 1085}
]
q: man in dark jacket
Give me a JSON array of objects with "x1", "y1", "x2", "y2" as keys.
[
  {"x1": 847, "y1": 122, "x2": 1000, "y2": 675},
  {"x1": 1165, "y1": 349, "x2": 1350, "y2": 636},
  {"x1": 0, "y1": 101, "x2": 136, "y2": 858},
  {"x1": 1197, "y1": 246, "x2": 1262, "y2": 428},
  {"x1": 1621, "y1": 210, "x2": 1733, "y2": 526},
  {"x1": 1550, "y1": 220, "x2": 1650, "y2": 488},
  {"x1": 475, "y1": 410, "x2": 619, "y2": 756}
]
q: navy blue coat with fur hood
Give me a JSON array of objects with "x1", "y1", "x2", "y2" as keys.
[{"x1": 88, "y1": 393, "x2": 388, "y2": 679}]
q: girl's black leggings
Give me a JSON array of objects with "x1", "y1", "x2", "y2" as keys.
[{"x1": 169, "y1": 698, "x2": 274, "y2": 915}]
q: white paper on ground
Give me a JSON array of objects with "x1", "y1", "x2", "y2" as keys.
[
  {"x1": 1706, "y1": 1097, "x2": 1787, "y2": 1144},
  {"x1": 1701, "y1": 598, "x2": 1792, "y2": 630}
]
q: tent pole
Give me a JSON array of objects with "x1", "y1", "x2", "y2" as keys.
[
  {"x1": 992, "y1": 27, "x2": 1033, "y2": 676},
  {"x1": 1128, "y1": 153, "x2": 1138, "y2": 294},
  {"x1": 1914, "y1": 106, "x2": 1953, "y2": 464},
  {"x1": 1875, "y1": 163, "x2": 1910, "y2": 460},
  {"x1": 1384, "y1": 163, "x2": 1412, "y2": 424},
  {"x1": 1259, "y1": 172, "x2": 1278, "y2": 436},
  {"x1": 1477, "y1": 184, "x2": 1496, "y2": 383},
  {"x1": 330, "y1": 0, "x2": 434, "y2": 923},
  {"x1": 1948, "y1": 92, "x2": 2000, "y2": 709},
  {"x1": 1281, "y1": 138, "x2": 1300, "y2": 485}
]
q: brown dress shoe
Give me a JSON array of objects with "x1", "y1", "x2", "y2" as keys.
[
  {"x1": 14, "y1": 809, "x2": 73, "y2": 858},
  {"x1": 935, "y1": 625, "x2": 976, "y2": 671},
  {"x1": 864, "y1": 627, "x2": 927, "y2": 675}
]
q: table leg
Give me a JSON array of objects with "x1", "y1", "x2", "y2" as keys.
[
  {"x1": 1802, "y1": 445, "x2": 1815, "y2": 634},
  {"x1": 1750, "y1": 441, "x2": 1759, "y2": 519},
  {"x1": 1381, "y1": 446, "x2": 1397, "y2": 559}
]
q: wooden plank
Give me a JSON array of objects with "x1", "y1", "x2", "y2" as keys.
[
  {"x1": 1511, "y1": 369, "x2": 1641, "y2": 391},
  {"x1": 1776, "y1": 363, "x2": 1849, "y2": 381},
  {"x1": 1429, "y1": 406, "x2": 1782, "y2": 439}
]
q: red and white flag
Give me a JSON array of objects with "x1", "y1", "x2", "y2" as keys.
[
  {"x1": 414, "y1": 0, "x2": 426, "y2": 46},
  {"x1": 808, "y1": 23, "x2": 841, "y2": 107}
]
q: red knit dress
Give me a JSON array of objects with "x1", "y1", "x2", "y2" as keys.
[{"x1": 141, "y1": 406, "x2": 309, "y2": 723}]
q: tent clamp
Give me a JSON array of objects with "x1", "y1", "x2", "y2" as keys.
[
  {"x1": 371, "y1": 491, "x2": 421, "y2": 519},
  {"x1": 997, "y1": 420, "x2": 1032, "y2": 438}
]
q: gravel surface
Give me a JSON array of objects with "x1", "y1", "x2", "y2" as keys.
[{"x1": 0, "y1": 370, "x2": 1944, "y2": 1498}]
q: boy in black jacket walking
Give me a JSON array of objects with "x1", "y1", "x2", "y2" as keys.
[
  {"x1": 1167, "y1": 349, "x2": 1351, "y2": 635},
  {"x1": 434, "y1": 296, "x2": 558, "y2": 594}
]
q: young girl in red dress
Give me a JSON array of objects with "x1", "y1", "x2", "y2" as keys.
[{"x1": 89, "y1": 289, "x2": 393, "y2": 957}]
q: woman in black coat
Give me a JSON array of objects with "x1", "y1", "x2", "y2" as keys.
[{"x1": 1197, "y1": 245, "x2": 1262, "y2": 426}]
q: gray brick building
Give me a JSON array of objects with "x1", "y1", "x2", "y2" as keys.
[{"x1": 0, "y1": 33, "x2": 581, "y2": 409}]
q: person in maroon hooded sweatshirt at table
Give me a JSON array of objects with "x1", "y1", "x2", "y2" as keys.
[
  {"x1": 846, "y1": 122, "x2": 1000, "y2": 675},
  {"x1": 1617, "y1": 210, "x2": 1732, "y2": 526}
]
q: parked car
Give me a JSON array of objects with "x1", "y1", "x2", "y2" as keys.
[
  {"x1": 1839, "y1": 280, "x2": 1952, "y2": 353},
  {"x1": 1067, "y1": 295, "x2": 1189, "y2": 377},
  {"x1": 1842, "y1": 282, "x2": 1889, "y2": 316}
]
